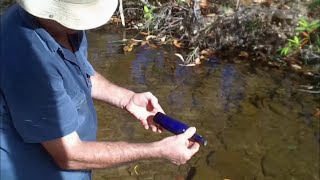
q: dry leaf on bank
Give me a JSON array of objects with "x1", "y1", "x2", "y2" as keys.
[
  {"x1": 175, "y1": 53, "x2": 185, "y2": 62},
  {"x1": 140, "y1": 31, "x2": 149, "y2": 36},
  {"x1": 146, "y1": 35, "x2": 156, "y2": 40},
  {"x1": 173, "y1": 39, "x2": 183, "y2": 48},
  {"x1": 179, "y1": 63, "x2": 196, "y2": 67}
]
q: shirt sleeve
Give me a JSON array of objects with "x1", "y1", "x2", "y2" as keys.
[{"x1": 3, "y1": 51, "x2": 80, "y2": 143}]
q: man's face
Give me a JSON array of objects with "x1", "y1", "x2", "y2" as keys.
[{"x1": 37, "y1": 18, "x2": 79, "y2": 35}]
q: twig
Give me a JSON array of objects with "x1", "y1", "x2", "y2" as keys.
[
  {"x1": 298, "y1": 89, "x2": 320, "y2": 94},
  {"x1": 155, "y1": 0, "x2": 162, "y2": 6},
  {"x1": 186, "y1": 46, "x2": 199, "y2": 64},
  {"x1": 119, "y1": 0, "x2": 125, "y2": 26},
  {"x1": 236, "y1": 0, "x2": 240, "y2": 10},
  {"x1": 193, "y1": 0, "x2": 203, "y2": 22}
]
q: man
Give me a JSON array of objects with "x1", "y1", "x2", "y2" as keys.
[{"x1": 0, "y1": 0, "x2": 200, "y2": 180}]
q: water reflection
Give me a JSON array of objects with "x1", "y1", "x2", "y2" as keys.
[
  {"x1": 88, "y1": 31, "x2": 320, "y2": 180},
  {"x1": 131, "y1": 46, "x2": 164, "y2": 84},
  {"x1": 220, "y1": 64, "x2": 245, "y2": 113}
]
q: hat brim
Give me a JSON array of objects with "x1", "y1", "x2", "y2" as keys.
[{"x1": 16, "y1": 0, "x2": 118, "y2": 30}]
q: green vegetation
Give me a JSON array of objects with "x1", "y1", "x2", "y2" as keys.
[
  {"x1": 143, "y1": 5, "x2": 154, "y2": 21},
  {"x1": 176, "y1": 0, "x2": 186, "y2": 4},
  {"x1": 280, "y1": 36, "x2": 300, "y2": 57},
  {"x1": 280, "y1": 19, "x2": 320, "y2": 61}
]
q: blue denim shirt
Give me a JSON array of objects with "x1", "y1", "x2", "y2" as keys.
[{"x1": 0, "y1": 4, "x2": 97, "y2": 180}]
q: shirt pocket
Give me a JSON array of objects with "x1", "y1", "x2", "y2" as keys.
[
  {"x1": 70, "y1": 88, "x2": 87, "y2": 110},
  {"x1": 82, "y1": 58, "x2": 95, "y2": 89}
]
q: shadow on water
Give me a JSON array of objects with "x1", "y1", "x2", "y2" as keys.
[
  {"x1": 87, "y1": 30, "x2": 320, "y2": 180},
  {"x1": 131, "y1": 46, "x2": 164, "y2": 85}
]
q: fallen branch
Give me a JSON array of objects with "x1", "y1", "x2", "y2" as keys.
[{"x1": 119, "y1": 0, "x2": 125, "y2": 26}]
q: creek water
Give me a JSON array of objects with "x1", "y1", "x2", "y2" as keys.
[{"x1": 87, "y1": 29, "x2": 319, "y2": 180}]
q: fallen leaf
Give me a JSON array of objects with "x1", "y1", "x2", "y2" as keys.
[
  {"x1": 173, "y1": 39, "x2": 183, "y2": 48},
  {"x1": 301, "y1": 31, "x2": 309, "y2": 37},
  {"x1": 134, "y1": 165, "x2": 139, "y2": 175},
  {"x1": 291, "y1": 64, "x2": 302, "y2": 70},
  {"x1": 123, "y1": 46, "x2": 132, "y2": 52},
  {"x1": 200, "y1": 0, "x2": 208, "y2": 9},
  {"x1": 175, "y1": 53, "x2": 185, "y2": 62},
  {"x1": 195, "y1": 57, "x2": 201, "y2": 65},
  {"x1": 131, "y1": 38, "x2": 144, "y2": 42},
  {"x1": 179, "y1": 63, "x2": 196, "y2": 67},
  {"x1": 239, "y1": 51, "x2": 249, "y2": 58},
  {"x1": 110, "y1": 17, "x2": 121, "y2": 23},
  {"x1": 146, "y1": 35, "x2": 156, "y2": 40},
  {"x1": 130, "y1": 41, "x2": 139, "y2": 46},
  {"x1": 160, "y1": 36, "x2": 166, "y2": 42},
  {"x1": 206, "y1": 13, "x2": 217, "y2": 17},
  {"x1": 140, "y1": 31, "x2": 149, "y2": 36},
  {"x1": 200, "y1": 49, "x2": 214, "y2": 56},
  {"x1": 141, "y1": 41, "x2": 148, "y2": 46}
]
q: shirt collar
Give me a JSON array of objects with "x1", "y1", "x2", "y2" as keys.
[
  {"x1": 18, "y1": 6, "x2": 60, "y2": 53},
  {"x1": 17, "y1": 5, "x2": 84, "y2": 54}
]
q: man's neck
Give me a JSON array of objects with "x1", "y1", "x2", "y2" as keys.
[{"x1": 37, "y1": 18, "x2": 78, "y2": 52}]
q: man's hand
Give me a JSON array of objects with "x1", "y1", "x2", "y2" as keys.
[
  {"x1": 157, "y1": 127, "x2": 200, "y2": 165},
  {"x1": 91, "y1": 73, "x2": 164, "y2": 132},
  {"x1": 124, "y1": 92, "x2": 165, "y2": 132}
]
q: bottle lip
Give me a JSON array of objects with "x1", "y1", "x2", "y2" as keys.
[{"x1": 203, "y1": 139, "x2": 208, "y2": 146}]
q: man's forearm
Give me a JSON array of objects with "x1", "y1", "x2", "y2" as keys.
[
  {"x1": 60, "y1": 141, "x2": 161, "y2": 170},
  {"x1": 43, "y1": 129, "x2": 199, "y2": 170},
  {"x1": 90, "y1": 72, "x2": 135, "y2": 109},
  {"x1": 43, "y1": 132, "x2": 163, "y2": 170}
]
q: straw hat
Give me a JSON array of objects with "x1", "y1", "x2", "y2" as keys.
[{"x1": 16, "y1": 0, "x2": 118, "y2": 30}]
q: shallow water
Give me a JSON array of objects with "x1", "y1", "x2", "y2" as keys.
[{"x1": 87, "y1": 29, "x2": 319, "y2": 180}]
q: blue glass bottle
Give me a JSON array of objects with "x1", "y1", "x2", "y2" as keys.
[{"x1": 154, "y1": 112, "x2": 207, "y2": 146}]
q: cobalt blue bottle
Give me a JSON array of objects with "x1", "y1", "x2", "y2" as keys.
[{"x1": 154, "y1": 112, "x2": 207, "y2": 146}]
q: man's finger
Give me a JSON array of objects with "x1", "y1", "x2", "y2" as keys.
[
  {"x1": 143, "y1": 122, "x2": 149, "y2": 130},
  {"x1": 150, "y1": 124, "x2": 157, "y2": 132},
  {"x1": 147, "y1": 93, "x2": 165, "y2": 114},
  {"x1": 189, "y1": 142, "x2": 200, "y2": 155},
  {"x1": 181, "y1": 127, "x2": 196, "y2": 139}
]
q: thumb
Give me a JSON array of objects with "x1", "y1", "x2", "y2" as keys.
[
  {"x1": 181, "y1": 127, "x2": 196, "y2": 139},
  {"x1": 148, "y1": 94, "x2": 165, "y2": 114}
]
